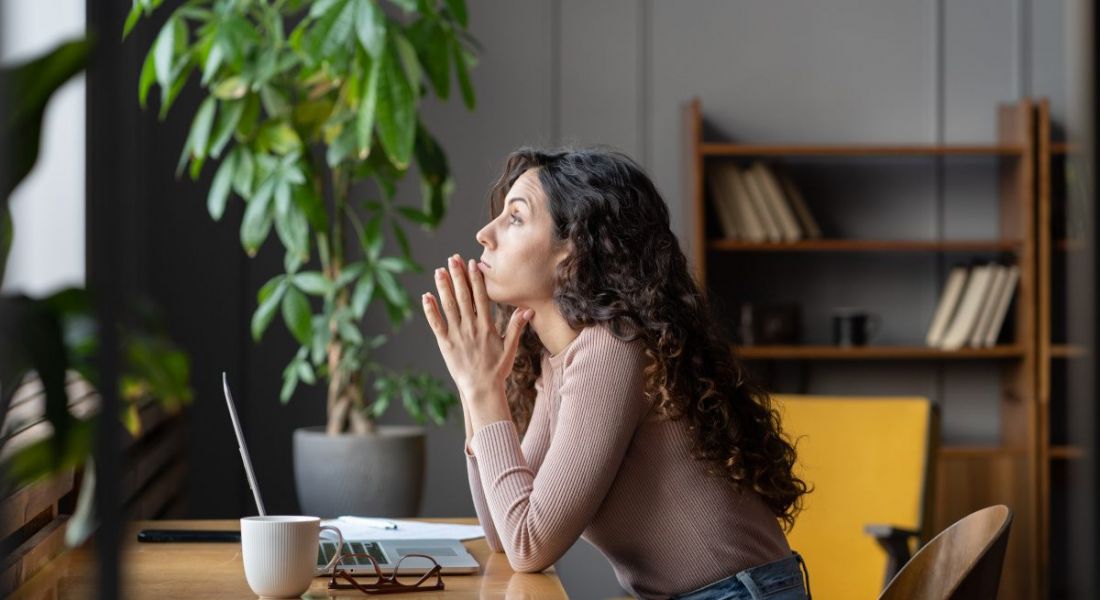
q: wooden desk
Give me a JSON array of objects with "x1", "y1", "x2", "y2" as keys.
[{"x1": 10, "y1": 518, "x2": 568, "y2": 599}]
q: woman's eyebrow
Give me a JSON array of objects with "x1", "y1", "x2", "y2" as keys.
[{"x1": 505, "y1": 196, "x2": 534, "y2": 216}]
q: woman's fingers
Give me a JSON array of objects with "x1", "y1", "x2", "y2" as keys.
[
  {"x1": 422, "y1": 293, "x2": 447, "y2": 339},
  {"x1": 434, "y1": 267, "x2": 461, "y2": 330},
  {"x1": 502, "y1": 307, "x2": 533, "y2": 365},
  {"x1": 468, "y1": 258, "x2": 492, "y2": 326},
  {"x1": 447, "y1": 255, "x2": 477, "y2": 328}
]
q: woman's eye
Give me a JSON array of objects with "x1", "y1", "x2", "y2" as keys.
[{"x1": 509, "y1": 213, "x2": 522, "y2": 225}]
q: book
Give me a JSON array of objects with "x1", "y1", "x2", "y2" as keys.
[
  {"x1": 925, "y1": 265, "x2": 970, "y2": 347},
  {"x1": 776, "y1": 171, "x2": 823, "y2": 239},
  {"x1": 969, "y1": 264, "x2": 1008, "y2": 348},
  {"x1": 981, "y1": 264, "x2": 1019, "y2": 347},
  {"x1": 751, "y1": 162, "x2": 803, "y2": 241},
  {"x1": 939, "y1": 263, "x2": 996, "y2": 350},
  {"x1": 739, "y1": 166, "x2": 783, "y2": 242},
  {"x1": 706, "y1": 164, "x2": 741, "y2": 239},
  {"x1": 726, "y1": 165, "x2": 768, "y2": 242}
]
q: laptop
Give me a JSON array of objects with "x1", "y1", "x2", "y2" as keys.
[{"x1": 221, "y1": 372, "x2": 481, "y2": 576}]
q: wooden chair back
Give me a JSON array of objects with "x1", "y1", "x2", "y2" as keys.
[{"x1": 879, "y1": 504, "x2": 1012, "y2": 600}]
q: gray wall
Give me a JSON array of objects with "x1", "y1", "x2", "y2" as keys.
[{"x1": 143, "y1": 1, "x2": 1070, "y2": 598}]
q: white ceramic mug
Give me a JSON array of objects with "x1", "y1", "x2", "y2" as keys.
[{"x1": 240, "y1": 515, "x2": 344, "y2": 598}]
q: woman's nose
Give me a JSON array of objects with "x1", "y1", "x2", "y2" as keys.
[{"x1": 476, "y1": 225, "x2": 493, "y2": 248}]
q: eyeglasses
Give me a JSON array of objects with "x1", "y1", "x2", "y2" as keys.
[{"x1": 327, "y1": 552, "x2": 445, "y2": 595}]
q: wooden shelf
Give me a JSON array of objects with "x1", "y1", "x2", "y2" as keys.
[
  {"x1": 1051, "y1": 142, "x2": 1079, "y2": 154},
  {"x1": 688, "y1": 98, "x2": 1040, "y2": 600},
  {"x1": 700, "y1": 143, "x2": 1026, "y2": 157},
  {"x1": 708, "y1": 239, "x2": 1022, "y2": 253},
  {"x1": 1050, "y1": 445, "x2": 1085, "y2": 460},
  {"x1": 735, "y1": 345, "x2": 1026, "y2": 360},
  {"x1": 1050, "y1": 344, "x2": 1087, "y2": 358}
]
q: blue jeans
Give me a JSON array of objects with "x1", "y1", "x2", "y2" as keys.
[{"x1": 669, "y1": 551, "x2": 811, "y2": 600}]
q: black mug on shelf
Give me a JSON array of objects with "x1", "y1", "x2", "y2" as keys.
[{"x1": 831, "y1": 308, "x2": 880, "y2": 347}]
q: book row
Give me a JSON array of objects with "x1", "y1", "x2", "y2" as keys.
[
  {"x1": 706, "y1": 161, "x2": 822, "y2": 242},
  {"x1": 925, "y1": 262, "x2": 1020, "y2": 350}
]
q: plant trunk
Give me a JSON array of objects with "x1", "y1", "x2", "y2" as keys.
[
  {"x1": 323, "y1": 166, "x2": 375, "y2": 436},
  {"x1": 325, "y1": 364, "x2": 374, "y2": 434}
]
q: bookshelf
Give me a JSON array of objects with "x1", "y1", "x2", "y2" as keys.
[
  {"x1": 683, "y1": 97, "x2": 1039, "y2": 600},
  {"x1": 1035, "y1": 97, "x2": 1087, "y2": 600}
]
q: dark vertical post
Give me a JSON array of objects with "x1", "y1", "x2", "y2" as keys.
[
  {"x1": 1066, "y1": 0, "x2": 1097, "y2": 596},
  {"x1": 85, "y1": 2, "x2": 128, "y2": 597}
]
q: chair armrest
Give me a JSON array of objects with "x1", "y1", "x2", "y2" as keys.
[{"x1": 864, "y1": 524, "x2": 921, "y2": 590}]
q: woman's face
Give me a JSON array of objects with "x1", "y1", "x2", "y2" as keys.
[{"x1": 475, "y1": 168, "x2": 569, "y2": 308}]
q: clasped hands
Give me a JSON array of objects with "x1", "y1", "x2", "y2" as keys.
[{"x1": 421, "y1": 253, "x2": 534, "y2": 411}]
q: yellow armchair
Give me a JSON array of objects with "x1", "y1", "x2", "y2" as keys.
[{"x1": 772, "y1": 394, "x2": 939, "y2": 599}]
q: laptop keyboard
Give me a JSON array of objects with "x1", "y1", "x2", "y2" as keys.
[{"x1": 318, "y1": 541, "x2": 388, "y2": 566}]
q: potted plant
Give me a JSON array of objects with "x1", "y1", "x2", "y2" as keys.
[{"x1": 125, "y1": 0, "x2": 478, "y2": 517}]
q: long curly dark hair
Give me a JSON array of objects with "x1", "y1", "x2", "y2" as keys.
[{"x1": 483, "y1": 145, "x2": 810, "y2": 531}]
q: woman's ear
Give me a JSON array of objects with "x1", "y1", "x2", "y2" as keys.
[{"x1": 553, "y1": 239, "x2": 574, "y2": 267}]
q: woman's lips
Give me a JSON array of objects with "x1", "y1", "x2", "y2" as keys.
[{"x1": 478, "y1": 259, "x2": 491, "y2": 269}]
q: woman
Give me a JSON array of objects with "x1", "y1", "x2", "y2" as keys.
[{"x1": 421, "y1": 146, "x2": 811, "y2": 600}]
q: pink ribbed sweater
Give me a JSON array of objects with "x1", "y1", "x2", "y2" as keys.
[{"x1": 464, "y1": 323, "x2": 791, "y2": 599}]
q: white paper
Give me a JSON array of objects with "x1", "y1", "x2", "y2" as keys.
[{"x1": 320, "y1": 516, "x2": 485, "y2": 541}]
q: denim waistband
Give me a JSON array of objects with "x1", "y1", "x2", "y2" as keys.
[{"x1": 670, "y1": 551, "x2": 811, "y2": 600}]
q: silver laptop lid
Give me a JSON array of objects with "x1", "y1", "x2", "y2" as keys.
[{"x1": 223, "y1": 372, "x2": 266, "y2": 516}]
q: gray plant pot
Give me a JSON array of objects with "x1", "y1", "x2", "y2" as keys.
[{"x1": 292, "y1": 425, "x2": 425, "y2": 519}]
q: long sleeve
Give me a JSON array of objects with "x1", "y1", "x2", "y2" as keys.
[
  {"x1": 464, "y1": 372, "x2": 557, "y2": 554},
  {"x1": 470, "y1": 329, "x2": 649, "y2": 573},
  {"x1": 465, "y1": 443, "x2": 505, "y2": 552}
]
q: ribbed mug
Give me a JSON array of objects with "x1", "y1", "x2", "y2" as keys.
[{"x1": 240, "y1": 515, "x2": 343, "y2": 598}]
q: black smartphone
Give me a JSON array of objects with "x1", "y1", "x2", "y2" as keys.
[{"x1": 136, "y1": 529, "x2": 241, "y2": 543}]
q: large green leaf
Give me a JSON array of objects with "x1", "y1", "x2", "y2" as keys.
[
  {"x1": 443, "y1": 0, "x2": 468, "y2": 27},
  {"x1": 188, "y1": 97, "x2": 217, "y2": 161},
  {"x1": 281, "y1": 285, "x2": 313, "y2": 346},
  {"x1": 152, "y1": 17, "x2": 179, "y2": 95},
  {"x1": 219, "y1": 14, "x2": 262, "y2": 68},
  {"x1": 273, "y1": 183, "x2": 310, "y2": 259},
  {"x1": 355, "y1": 51, "x2": 382, "y2": 158},
  {"x1": 208, "y1": 147, "x2": 237, "y2": 221},
  {"x1": 138, "y1": 44, "x2": 157, "y2": 108},
  {"x1": 240, "y1": 177, "x2": 275, "y2": 255},
  {"x1": 280, "y1": 362, "x2": 299, "y2": 403},
  {"x1": 252, "y1": 276, "x2": 288, "y2": 341},
  {"x1": 232, "y1": 146, "x2": 255, "y2": 197},
  {"x1": 200, "y1": 38, "x2": 224, "y2": 87},
  {"x1": 361, "y1": 213, "x2": 384, "y2": 260},
  {"x1": 326, "y1": 121, "x2": 357, "y2": 167},
  {"x1": 159, "y1": 56, "x2": 195, "y2": 120},
  {"x1": 292, "y1": 180, "x2": 328, "y2": 232},
  {"x1": 375, "y1": 38, "x2": 416, "y2": 169},
  {"x1": 375, "y1": 269, "x2": 404, "y2": 306},
  {"x1": 123, "y1": 2, "x2": 144, "y2": 40},
  {"x1": 307, "y1": 0, "x2": 356, "y2": 59},
  {"x1": 1, "y1": 37, "x2": 91, "y2": 202},
  {"x1": 406, "y1": 17, "x2": 449, "y2": 99},
  {"x1": 351, "y1": 272, "x2": 376, "y2": 317},
  {"x1": 209, "y1": 97, "x2": 245, "y2": 158},
  {"x1": 451, "y1": 34, "x2": 476, "y2": 110},
  {"x1": 412, "y1": 120, "x2": 450, "y2": 224},
  {"x1": 294, "y1": 272, "x2": 330, "y2": 296},
  {"x1": 354, "y1": 0, "x2": 386, "y2": 58}
]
